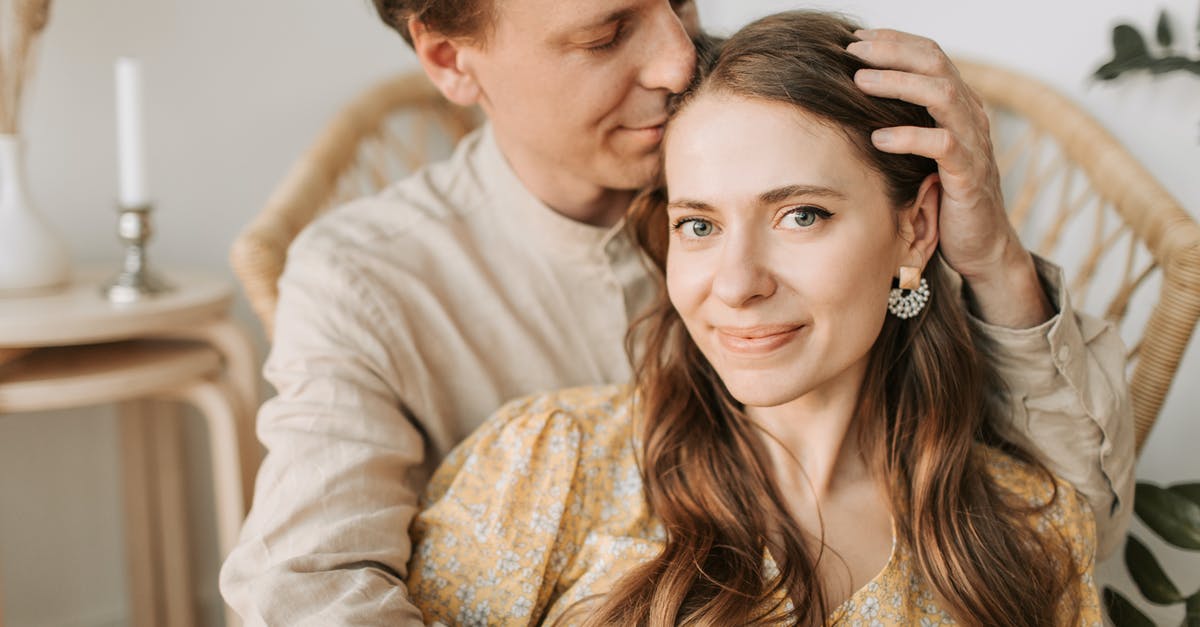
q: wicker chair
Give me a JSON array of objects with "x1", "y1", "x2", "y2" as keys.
[
  {"x1": 955, "y1": 60, "x2": 1199, "y2": 452},
  {"x1": 230, "y1": 64, "x2": 1200, "y2": 453}
]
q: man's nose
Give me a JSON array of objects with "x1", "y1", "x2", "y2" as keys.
[{"x1": 640, "y1": 4, "x2": 697, "y2": 94}]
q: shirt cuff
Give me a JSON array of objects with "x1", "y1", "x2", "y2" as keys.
[{"x1": 966, "y1": 255, "x2": 1109, "y2": 408}]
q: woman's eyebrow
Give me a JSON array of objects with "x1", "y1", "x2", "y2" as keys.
[
  {"x1": 667, "y1": 185, "x2": 845, "y2": 212},
  {"x1": 666, "y1": 199, "x2": 715, "y2": 212},
  {"x1": 758, "y1": 184, "x2": 846, "y2": 205}
]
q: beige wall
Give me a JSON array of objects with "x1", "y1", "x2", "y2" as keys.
[{"x1": 1, "y1": 0, "x2": 1196, "y2": 625}]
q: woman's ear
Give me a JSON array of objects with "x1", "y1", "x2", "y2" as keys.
[
  {"x1": 409, "y1": 17, "x2": 482, "y2": 107},
  {"x1": 897, "y1": 173, "x2": 941, "y2": 272}
]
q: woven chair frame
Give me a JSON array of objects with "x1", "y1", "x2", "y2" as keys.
[
  {"x1": 956, "y1": 60, "x2": 1199, "y2": 452},
  {"x1": 230, "y1": 66, "x2": 1199, "y2": 452}
]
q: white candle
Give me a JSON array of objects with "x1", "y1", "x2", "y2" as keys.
[{"x1": 115, "y1": 57, "x2": 149, "y2": 208}]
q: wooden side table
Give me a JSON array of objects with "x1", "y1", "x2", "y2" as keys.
[{"x1": 0, "y1": 267, "x2": 260, "y2": 627}]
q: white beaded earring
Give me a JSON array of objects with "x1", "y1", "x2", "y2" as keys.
[{"x1": 888, "y1": 266, "x2": 930, "y2": 319}]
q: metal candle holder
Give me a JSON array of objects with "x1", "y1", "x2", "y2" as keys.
[{"x1": 103, "y1": 203, "x2": 171, "y2": 304}]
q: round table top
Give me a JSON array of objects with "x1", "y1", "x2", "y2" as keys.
[{"x1": 0, "y1": 266, "x2": 234, "y2": 348}]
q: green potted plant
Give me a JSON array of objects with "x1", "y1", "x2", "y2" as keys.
[{"x1": 1104, "y1": 482, "x2": 1200, "y2": 626}]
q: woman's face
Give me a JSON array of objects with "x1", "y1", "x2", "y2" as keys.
[{"x1": 663, "y1": 93, "x2": 921, "y2": 408}]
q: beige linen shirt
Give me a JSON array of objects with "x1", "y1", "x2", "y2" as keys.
[{"x1": 219, "y1": 125, "x2": 1133, "y2": 626}]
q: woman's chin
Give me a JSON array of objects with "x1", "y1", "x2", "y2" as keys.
[{"x1": 724, "y1": 379, "x2": 809, "y2": 409}]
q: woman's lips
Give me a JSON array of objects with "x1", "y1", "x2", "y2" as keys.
[{"x1": 715, "y1": 325, "x2": 804, "y2": 356}]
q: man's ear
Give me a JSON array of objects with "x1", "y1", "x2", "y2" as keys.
[
  {"x1": 897, "y1": 173, "x2": 941, "y2": 272},
  {"x1": 409, "y1": 17, "x2": 481, "y2": 107}
]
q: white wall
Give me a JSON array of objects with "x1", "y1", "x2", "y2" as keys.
[{"x1": 1, "y1": 0, "x2": 1196, "y2": 625}]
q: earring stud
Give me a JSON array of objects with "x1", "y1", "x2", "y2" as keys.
[{"x1": 889, "y1": 266, "x2": 930, "y2": 319}]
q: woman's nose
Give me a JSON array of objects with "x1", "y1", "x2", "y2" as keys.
[{"x1": 710, "y1": 235, "x2": 776, "y2": 308}]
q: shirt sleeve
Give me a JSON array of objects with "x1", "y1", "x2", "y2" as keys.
[
  {"x1": 968, "y1": 254, "x2": 1135, "y2": 560},
  {"x1": 218, "y1": 231, "x2": 429, "y2": 626},
  {"x1": 406, "y1": 395, "x2": 585, "y2": 627}
]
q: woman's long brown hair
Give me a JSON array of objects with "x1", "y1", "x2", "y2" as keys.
[{"x1": 580, "y1": 11, "x2": 1086, "y2": 627}]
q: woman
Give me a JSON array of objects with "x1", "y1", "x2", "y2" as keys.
[{"x1": 407, "y1": 11, "x2": 1100, "y2": 626}]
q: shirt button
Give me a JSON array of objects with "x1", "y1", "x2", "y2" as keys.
[{"x1": 1056, "y1": 345, "x2": 1071, "y2": 362}]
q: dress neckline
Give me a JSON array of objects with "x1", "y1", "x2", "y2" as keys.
[{"x1": 763, "y1": 514, "x2": 899, "y2": 624}]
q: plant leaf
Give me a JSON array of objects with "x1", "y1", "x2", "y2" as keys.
[
  {"x1": 1103, "y1": 587, "x2": 1157, "y2": 627},
  {"x1": 1136, "y1": 482, "x2": 1200, "y2": 550},
  {"x1": 1126, "y1": 535, "x2": 1184, "y2": 604},
  {"x1": 1150, "y1": 56, "x2": 1194, "y2": 74},
  {"x1": 1158, "y1": 10, "x2": 1175, "y2": 47},
  {"x1": 1185, "y1": 588, "x2": 1200, "y2": 627},
  {"x1": 1095, "y1": 60, "x2": 1127, "y2": 81},
  {"x1": 1173, "y1": 483, "x2": 1200, "y2": 507},
  {"x1": 1112, "y1": 24, "x2": 1151, "y2": 62}
]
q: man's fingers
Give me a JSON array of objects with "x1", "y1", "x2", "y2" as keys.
[
  {"x1": 855, "y1": 69, "x2": 956, "y2": 110},
  {"x1": 855, "y1": 69, "x2": 986, "y2": 136},
  {"x1": 872, "y1": 126, "x2": 961, "y2": 163},
  {"x1": 847, "y1": 32, "x2": 953, "y2": 78}
]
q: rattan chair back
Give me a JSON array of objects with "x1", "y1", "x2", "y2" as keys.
[{"x1": 957, "y1": 60, "x2": 1199, "y2": 452}]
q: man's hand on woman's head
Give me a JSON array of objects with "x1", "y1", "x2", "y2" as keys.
[{"x1": 846, "y1": 28, "x2": 1052, "y2": 328}]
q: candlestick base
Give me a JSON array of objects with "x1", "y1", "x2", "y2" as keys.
[
  {"x1": 104, "y1": 269, "x2": 171, "y2": 305},
  {"x1": 103, "y1": 203, "x2": 174, "y2": 304}
]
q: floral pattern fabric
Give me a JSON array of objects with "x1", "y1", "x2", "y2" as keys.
[{"x1": 408, "y1": 384, "x2": 1102, "y2": 626}]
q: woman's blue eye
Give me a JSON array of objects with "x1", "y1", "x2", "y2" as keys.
[
  {"x1": 672, "y1": 217, "x2": 714, "y2": 238},
  {"x1": 686, "y1": 219, "x2": 713, "y2": 237},
  {"x1": 782, "y1": 206, "x2": 831, "y2": 229},
  {"x1": 792, "y1": 210, "x2": 816, "y2": 227}
]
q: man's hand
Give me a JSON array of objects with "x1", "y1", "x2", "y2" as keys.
[{"x1": 847, "y1": 29, "x2": 1053, "y2": 328}]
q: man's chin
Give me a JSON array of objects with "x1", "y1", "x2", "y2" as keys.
[{"x1": 597, "y1": 155, "x2": 662, "y2": 191}]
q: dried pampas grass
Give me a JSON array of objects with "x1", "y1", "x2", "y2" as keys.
[{"x1": 0, "y1": 0, "x2": 54, "y2": 133}]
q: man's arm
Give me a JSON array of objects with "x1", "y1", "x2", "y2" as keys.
[
  {"x1": 219, "y1": 233, "x2": 428, "y2": 626},
  {"x1": 968, "y1": 256, "x2": 1135, "y2": 558},
  {"x1": 847, "y1": 32, "x2": 1135, "y2": 555}
]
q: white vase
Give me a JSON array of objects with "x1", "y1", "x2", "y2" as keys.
[{"x1": 0, "y1": 134, "x2": 71, "y2": 294}]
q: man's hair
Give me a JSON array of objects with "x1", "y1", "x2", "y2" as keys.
[{"x1": 372, "y1": 0, "x2": 492, "y2": 47}]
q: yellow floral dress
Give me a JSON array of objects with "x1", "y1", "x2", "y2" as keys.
[{"x1": 407, "y1": 385, "x2": 1102, "y2": 626}]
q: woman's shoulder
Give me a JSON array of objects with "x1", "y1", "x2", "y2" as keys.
[
  {"x1": 410, "y1": 383, "x2": 642, "y2": 624},
  {"x1": 976, "y1": 445, "x2": 1083, "y2": 507},
  {"x1": 486, "y1": 382, "x2": 639, "y2": 447},
  {"x1": 423, "y1": 383, "x2": 638, "y2": 501},
  {"x1": 974, "y1": 445, "x2": 1096, "y2": 547}
]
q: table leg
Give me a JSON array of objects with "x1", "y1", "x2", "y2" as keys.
[
  {"x1": 118, "y1": 401, "x2": 164, "y2": 627},
  {"x1": 150, "y1": 402, "x2": 196, "y2": 627},
  {"x1": 168, "y1": 318, "x2": 262, "y2": 513},
  {"x1": 161, "y1": 377, "x2": 244, "y2": 627},
  {"x1": 196, "y1": 319, "x2": 259, "y2": 423}
]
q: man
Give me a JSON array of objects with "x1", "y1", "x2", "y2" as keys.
[{"x1": 220, "y1": 1, "x2": 1133, "y2": 624}]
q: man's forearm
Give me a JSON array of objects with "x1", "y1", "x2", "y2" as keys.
[{"x1": 961, "y1": 241, "x2": 1054, "y2": 329}]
